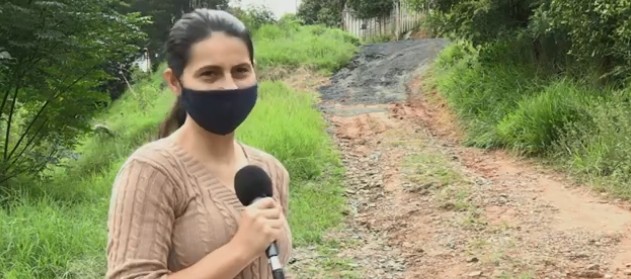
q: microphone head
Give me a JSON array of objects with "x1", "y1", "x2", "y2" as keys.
[{"x1": 234, "y1": 165, "x2": 273, "y2": 206}]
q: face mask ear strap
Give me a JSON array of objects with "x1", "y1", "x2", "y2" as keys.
[
  {"x1": 173, "y1": 76, "x2": 187, "y2": 127},
  {"x1": 175, "y1": 97, "x2": 186, "y2": 126}
]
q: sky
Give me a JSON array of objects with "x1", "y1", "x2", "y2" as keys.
[{"x1": 230, "y1": 0, "x2": 303, "y2": 19}]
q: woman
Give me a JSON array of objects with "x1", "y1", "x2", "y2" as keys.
[{"x1": 106, "y1": 8, "x2": 293, "y2": 279}]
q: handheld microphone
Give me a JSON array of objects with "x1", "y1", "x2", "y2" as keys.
[{"x1": 234, "y1": 165, "x2": 285, "y2": 279}]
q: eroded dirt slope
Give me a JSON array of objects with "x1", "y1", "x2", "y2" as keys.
[{"x1": 313, "y1": 38, "x2": 631, "y2": 279}]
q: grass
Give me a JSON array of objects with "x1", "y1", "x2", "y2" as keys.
[
  {"x1": 0, "y1": 20, "x2": 359, "y2": 278},
  {"x1": 239, "y1": 81, "x2": 347, "y2": 245},
  {"x1": 430, "y1": 40, "x2": 631, "y2": 198},
  {"x1": 404, "y1": 153, "x2": 463, "y2": 192},
  {"x1": 254, "y1": 20, "x2": 359, "y2": 75}
]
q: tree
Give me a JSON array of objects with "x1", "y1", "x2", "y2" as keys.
[
  {"x1": 0, "y1": 0, "x2": 148, "y2": 189},
  {"x1": 121, "y1": 0, "x2": 230, "y2": 69},
  {"x1": 228, "y1": 5, "x2": 277, "y2": 32},
  {"x1": 346, "y1": 0, "x2": 394, "y2": 19},
  {"x1": 407, "y1": 0, "x2": 536, "y2": 46},
  {"x1": 297, "y1": 0, "x2": 346, "y2": 27},
  {"x1": 409, "y1": 0, "x2": 631, "y2": 83},
  {"x1": 537, "y1": 0, "x2": 631, "y2": 81},
  {"x1": 297, "y1": 0, "x2": 397, "y2": 27}
]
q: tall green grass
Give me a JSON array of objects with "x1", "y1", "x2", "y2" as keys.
[
  {"x1": 431, "y1": 40, "x2": 631, "y2": 195},
  {"x1": 238, "y1": 82, "x2": 346, "y2": 244},
  {"x1": 254, "y1": 19, "x2": 359, "y2": 74},
  {"x1": 0, "y1": 21, "x2": 358, "y2": 278}
]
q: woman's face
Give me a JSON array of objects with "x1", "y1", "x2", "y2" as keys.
[{"x1": 166, "y1": 32, "x2": 256, "y2": 93}]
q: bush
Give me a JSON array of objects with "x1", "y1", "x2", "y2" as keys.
[
  {"x1": 416, "y1": 0, "x2": 631, "y2": 84},
  {"x1": 556, "y1": 90, "x2": 631, "y2": 189},
  {"x1": 433, "y1": 42, "x2": 543, "y2": 148},
  {"x1": 432, "y1": 40, "x2": 631, "y2": 197},
  {"x1": 496, "y1": 80, "x2": 593, "y2": 155}
]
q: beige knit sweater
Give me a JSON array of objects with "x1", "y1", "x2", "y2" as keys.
[{"x1": 106, "y1": 137, "x2": 293, "y2": 279}]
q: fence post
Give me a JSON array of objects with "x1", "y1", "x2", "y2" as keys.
[
  {"x1": 395, "y1": 1, "x2": 400, "y2": 40},
  {"x1": 340, "y1": 0, "x2": 421, "y2": 41}
]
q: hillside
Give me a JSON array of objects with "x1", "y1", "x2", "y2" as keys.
[{"x1": 0, "y1": 18, "x2": 359, "y2": 278}]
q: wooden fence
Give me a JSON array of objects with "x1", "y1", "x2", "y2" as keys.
[{"x1": 342, "y1": 1, "x2": 423, "y2": 41}]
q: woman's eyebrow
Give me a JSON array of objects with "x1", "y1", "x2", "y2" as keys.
[
  {"x1": 194, "y1": 65, "x2": 222, "y2": 75},
  {"x1": 232, "y1": 63, "x2": 251, "y2": 68}
]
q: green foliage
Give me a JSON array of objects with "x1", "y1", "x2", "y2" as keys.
[
  {"x1": 190, "y1": 0, "x2": 230, "y2": 9},
  {"x1": 416, "y1": 0, "x2": 631, "y2": 83},
  {"x1": 496, "y1": 80, "x2": 593, "y2": 155},
  {"x1": 556, "y1": 90, "x2": 631, "y2": 189},
  {"x1": 433, "y1": 42, "x2": 543, "y2": 148},
  {"x1": 238, "y1": 82, "x2": 338, "y2": 180},
  {"x1": 297, "y1": 0, "x2": 396, "y2": 26},
  {"x1": 411, "y1": 0, "x2": 535, "y2": 45},
  {"x1": 346, "y1": 0, "x2": 394, "y2": 19},
  {"x1": 432, "y1": 40, "x2": 631, "y2": 196},
  {"x1": 228, "y1": 5, "x2": 276, "y2": 32},
  {"x1": 0, "y1": 22, "x2": 357, "y2": 277},
  {"x1": 0, "y1": 0, "x2": 148, "y2": 191},
  {"x1": 433, "y1": 43, "x2": 594, "y2": 153},
  {"x1": 533, "y1": 0, "x2": 631, "y2": 82},
  {"x1": 0, "y1": 198, "x2": 108, "y2": 278},
  {"x1": 238, "y1": 82, "x2": 345, "y2": 243},
  {"x1": 297, "y1": 0, "x2": 346, "y2": 27},
  {"x1": 423, "y1": 0, "x2": 631, "y2": 191},
  {"x1": 254, "y1": 20, "x2": 360, "y2": 74},
  {"x1": 120, "y1": 0, "x2": 230, "y2": 65}
]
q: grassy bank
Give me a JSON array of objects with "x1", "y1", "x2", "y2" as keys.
[
  {"x1": 0, "y1": 19, "x2": 359, "y2": 278},
  {"x1": 430, "y1": 40, "x2": 631, "y2": 197}
]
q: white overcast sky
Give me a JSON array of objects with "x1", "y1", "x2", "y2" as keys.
[{"x1": 230, "y1": 0, "x2": 303, "y2": 19}]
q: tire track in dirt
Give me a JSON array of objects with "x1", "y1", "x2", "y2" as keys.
[{"x1": 319, "y1": 38, "x2": 631, "y2": 279}]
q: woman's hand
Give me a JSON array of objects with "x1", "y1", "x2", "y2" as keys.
[{"x1": 231, "y1": 197, "x2": 284, "y2": 260}]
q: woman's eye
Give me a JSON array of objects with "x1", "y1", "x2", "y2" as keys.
[
  {"x1": 202, "y1": 71, "x2": 217, "y2": 77},
  {"x1": 232, "y1": 68, "x2": 249, "y2": 77}
]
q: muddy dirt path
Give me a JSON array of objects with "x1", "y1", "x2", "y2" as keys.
[{"x1": 316, "y1": 39, "x2": 631, "y2": 279}]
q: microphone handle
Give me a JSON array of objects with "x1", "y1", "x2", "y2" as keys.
[
  {"x1": 266, "y1": 242, "x2": 285, "y2": 279},
  {"x1": 248, "y1": 198, "x2": 285, "y2": 278},
  {"x1": 272, "y1": 269, "x2": 285, "y2": 279},
  {"x1": 265, "y1": 241, "x2": 279, "y2": 257}
]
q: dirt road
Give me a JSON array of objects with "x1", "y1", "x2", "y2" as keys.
[{"x1": 309, "y1": 38, "x2": 631, "y2": 278}]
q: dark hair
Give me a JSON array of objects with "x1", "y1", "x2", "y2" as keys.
[{"x1": 158, "y1": 8, "x2": 255, "y2": 138}]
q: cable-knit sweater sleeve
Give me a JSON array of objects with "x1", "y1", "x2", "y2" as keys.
[{"x1": 106, "y1": 158, "x2": 178, "y2": 279}]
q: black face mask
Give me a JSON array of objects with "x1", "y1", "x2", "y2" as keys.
[{"x1": 180, "y1": 84, "x2": 258, "y2": 135}]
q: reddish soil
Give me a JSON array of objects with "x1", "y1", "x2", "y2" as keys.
[{"x1": 322, "y1": 71, "x2": 631, "y2": 279}]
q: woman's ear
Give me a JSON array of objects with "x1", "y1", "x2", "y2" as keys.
[{"x1": 163, "y1": 68, "x2": 181, "y2": 97}]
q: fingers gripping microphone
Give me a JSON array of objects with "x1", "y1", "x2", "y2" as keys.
[{"x1": 234, "y1": 165, "x2": 285, "y2": 279}]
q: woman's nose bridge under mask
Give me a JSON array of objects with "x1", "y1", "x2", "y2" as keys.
[{"x1": 216, "y1": 72, "x2": 240, "y2": 90}]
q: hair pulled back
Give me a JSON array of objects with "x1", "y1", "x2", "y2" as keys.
[{"x1": 158, "y1": 8, "x2": 254, "y2": 138}]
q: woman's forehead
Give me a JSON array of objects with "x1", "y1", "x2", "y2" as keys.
[{"x1": 187, "y1": 32, "x2": 251, "y2": 69}]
